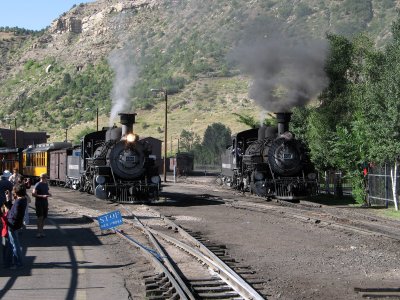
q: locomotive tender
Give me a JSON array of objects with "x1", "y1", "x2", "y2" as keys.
[{"x1": 221, "y1": 112, "x2": 317, "y2": 201}]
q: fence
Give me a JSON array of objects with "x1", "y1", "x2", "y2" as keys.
[
  {"x1": 319, "y1": 167, "x2": 400, "y2": 207},
  {"x1": 193, "y1": 164, "x2": 221, "y2": 175},
  {"x1": 367, "y1": 163, "x2": 398, "y2": 207},
  {"x1": 190, "y1": 164, "x2": 398, "y2": 208},
  {"x1": 318, "y1": 170, "x2": 353, "y2": 196}
]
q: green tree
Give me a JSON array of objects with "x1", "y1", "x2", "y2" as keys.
[
  {"x1": 306, "y1": 34, "x2": 354, "y2": 171},
  {"x1": 63, "y1": 73, "x2": 72, "y2": 85},
  {"x1": 353, "y1": 19, "x2": 400, "y2": 209},
  {"x1": 201, "y1": 123, "x2": 231, "y2": 165},
  {"x1": 179, "y1": 129, "x2": 200, "y2": 152},
  {"x1": 74, "y1": 127, "x2": 95, "y2": 144},
  {"x1": 305, "y1": 33, "x2": 380, "y2": 203}
]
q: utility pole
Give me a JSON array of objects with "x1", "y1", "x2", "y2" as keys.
[
  {"x1": 163, "y1": 90, "x2": 168, "y2": 182},
  {"x1": 13, "y1": 117, "x2": 16, "y2": 148},
  {"x1": 4, "y1": 117, "x2": 17, "y2": 148},
  {"x1": 96, "y1": 107, "x2": 99, "y2": 131},
  {"x1": 151, "y1": 88, "x2": 168, "y2": 182}
]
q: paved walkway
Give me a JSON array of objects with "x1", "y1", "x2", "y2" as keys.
[{"x1": 0, "y1": 207, "x2": 130, "y2": 300}]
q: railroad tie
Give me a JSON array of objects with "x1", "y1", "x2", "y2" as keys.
[{"x1": 196, "y1": 291, "x2": 240, "y2": 299}]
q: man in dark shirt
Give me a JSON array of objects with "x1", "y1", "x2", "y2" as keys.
[
  {"x1": 7, "y1": 183, "x2": 27, "y2": 269},
  {"x1": 32, "y1": 173, "x2": 51, "y2": 238}
]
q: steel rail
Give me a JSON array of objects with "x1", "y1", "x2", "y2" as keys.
[
  {"x1": 121, "y1": 204, "x2": 265, "y2": 300},
  {"x1": 71, "y1": 205, "x2": 191, "y2": 300},
  {"x1": 148, "y1": 228, "x2": 265, "y2": 300},
  {"x1": 120, "y1": 206, "x2": 196, "y2": 300},
  {"x1": 115, "y1": 229, "x2": 192, "y2": 300},
  {"x1": 217, "y1": 196, "x2": 400, "y2": 241}
]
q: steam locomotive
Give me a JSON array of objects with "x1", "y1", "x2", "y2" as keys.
[
  {"x1": 0, "y1": 113, "x2": 161, "y2": 203},
  {"x1": 221, "y1": 112, "x2": 317, "y2": 201},
  {"x1": 77, "y1": 113, "x2": 161, "y2": 203}
]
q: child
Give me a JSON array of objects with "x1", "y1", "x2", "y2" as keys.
[{"x1": 1, "y1": 202, "x2": 11, "y2": 268}]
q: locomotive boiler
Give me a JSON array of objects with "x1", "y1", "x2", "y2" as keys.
[
  {"x1": 80, "y1": 113, "x2": 161, "y2": 203},
  {"x1": 221, "y1": 112, "x2": 317, "y2": 201}
]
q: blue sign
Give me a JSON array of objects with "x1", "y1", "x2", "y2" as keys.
[{"x1": 97, "y1": 210, "x2": 123, "y2": 230}]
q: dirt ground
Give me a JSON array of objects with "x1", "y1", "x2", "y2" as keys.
[
  {"x1": 49, "y1": 176, "x2": 400, "y2": 300},
  {"x1": 151, "y1": 176, "x2": 400, "y2": 300}
]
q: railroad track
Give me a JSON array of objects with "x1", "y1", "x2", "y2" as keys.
[
  {"x1": 51, "y1": 185, "x2": 400, "y2": 299},
  {"x1": 51, "y1": 193, "x2": 267, "y2": 300},
  {"x1": 198, "y1": 181, "x2": 400, "y2": 242},
  {"x1": 354, "y1": 287, "x2": 400, "y2": 299},
  {"x1": 119, "y1": 205, "x2": 266, "y2": 300},
  {"x1": 216, "y1": 195, "x2": 400, "y2": 242}
]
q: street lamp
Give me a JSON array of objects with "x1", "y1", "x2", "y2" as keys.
[
  {"x1": 151, "y1": 88, "x2": 168, "y2": 182},
  {"x1": 4, "y1": 117, "x2": 17, "y2": 148}
]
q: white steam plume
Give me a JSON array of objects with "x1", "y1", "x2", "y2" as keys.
[{"x1": 108, "y1": 47, "x2": 138, "y2": 126}]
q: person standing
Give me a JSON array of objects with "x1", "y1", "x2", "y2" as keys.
[
  {"x1": 6, "y1": 184, "x2": 27, "y2": 269},
  {"x1": 1, "y1": 202, "x2": 11, "y2": 268},
  {"x1": 9, "y1": 168, "x2": 21, "y2": 186},
  {"x1": 17, "y1": 176, "x2": 31, "y2": 228},
  {"x1": 0, "y1": 171, "x2": 13, "y2": 206},
  {"x1": 32, "y1": 173, "x2": 51, "y2": 238}
]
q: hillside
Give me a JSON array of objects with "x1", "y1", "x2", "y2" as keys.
[{"x1": 0, "y1": 0, "x2": 399, "y2": 149}]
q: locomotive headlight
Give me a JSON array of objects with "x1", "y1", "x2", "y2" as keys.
[
  {"x1": 151, "y1": 176, "x2": 161, "y2": 184},
  {"x1": 254, "y1": 171, "x2": 264, "y2": 181},
  {"x1": 126, "y1": 133, "x2": 138, "y2": 143},
  {"x1": 96, "y1": 175, "x2": 106, "y2": 184},
  {"x1": 307, "y1": 173, "x2": 317, "y2": 180}
]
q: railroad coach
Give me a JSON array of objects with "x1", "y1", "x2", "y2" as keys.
[{"x1": 22, "y1": 142, "x2": 72, "y2": 183}]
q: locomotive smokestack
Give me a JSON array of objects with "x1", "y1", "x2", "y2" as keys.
[
  {"x1": 276, "y1": 112, "x2": 292, "y2": 135},
  {"x1": 119, "y1": 113, "x2": 137, "y2": 136},
  {"x1": 258, "y1": 125, "x2": 267, "y2": 141}
]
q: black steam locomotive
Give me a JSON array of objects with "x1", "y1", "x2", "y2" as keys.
[
  {"x1": 78, "y1": 113, "x2": 161, "y2": 203},
  {"x1": 0, "y1": 113, "x2": 161, "y2": 203},
  {"x1": 221, "y1": 112, "x2": 317, "y2": 201}
]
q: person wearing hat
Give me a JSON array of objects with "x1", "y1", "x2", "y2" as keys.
[
  {"x1": 32, "y1": 173, "x2": 52, "y2": 238},
  {"x1": 0, "y1": 171, "x2": 13, "y2": 207}
]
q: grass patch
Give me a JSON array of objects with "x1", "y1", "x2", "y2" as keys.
[{"x1": 375, "y1": 208, "x2": 400, "y2": 220}]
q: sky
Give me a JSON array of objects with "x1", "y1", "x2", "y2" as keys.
[{"x1": 0, "y1": 0, "x2": 95, "y2": 31}]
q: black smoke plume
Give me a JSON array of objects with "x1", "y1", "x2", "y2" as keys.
[{"x1": 229, "y1": 36, "x2": 328, "y2": 112}]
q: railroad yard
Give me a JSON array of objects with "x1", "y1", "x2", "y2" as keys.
[
  {"x1": 3, "y1": 2, "x2": 400, "y2": 300},
  {"x1": 4, "y1": 175, "x2": 397, "y2": 300}
]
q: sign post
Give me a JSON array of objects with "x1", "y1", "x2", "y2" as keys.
[{"x1": 97, "y1": 210, "x2": 123, "y2": 231}]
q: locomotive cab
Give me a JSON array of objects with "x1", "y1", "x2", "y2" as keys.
[{"x1": 221, "y1": 129, "x2": 258, "y2": 187}]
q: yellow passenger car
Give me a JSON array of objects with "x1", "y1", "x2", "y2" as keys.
[{"x1": 23, "y1": 142, "x2": 72, "y2": 182}]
